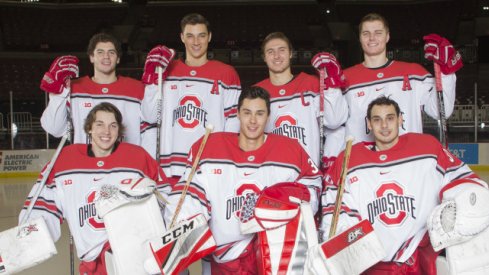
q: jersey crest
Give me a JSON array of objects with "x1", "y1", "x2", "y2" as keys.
[
  {"x1": 79, "y1": 190, "x2": 105, "y2": 230},
  {"x1": 271, "y1": 114, "x2": 307, "y2": 146},
  {"x1": 172, "y1": 95, "x2": 208, "y2": 129},
  {"x1": 367, "y1": 182, "x2": 416, "y2": 226},
  {"x1": 225, "y1": 183, "x2": 261, "y2": 221}
]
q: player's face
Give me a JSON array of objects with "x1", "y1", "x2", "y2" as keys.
[
  {"x1": 263, "y1": 38, "x2": 292, "y2": 74},
  {"x1": 367, "y1": 104, "x2": 402, "y2": 151},
  {"x1": 89, "y1": 42, "x2": 119, "y2": 76},
  {"x1": 89, "y1": 110, "x2": 119, "y2": 157},
  {"x1": 359, "y1": 20, "x2": 390, "y2": 58},
  {"x1": 181, "y1": 23, "x2": 211, "y2": 64},
  {"x1": 238, "y1": 98, "x2": 269, "y2": 151}
]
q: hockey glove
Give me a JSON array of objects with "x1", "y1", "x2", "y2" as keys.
[
  {"x1": 40, "y1": 55, "x2": 79, "y2": 94},
  {"x1": 142, "y1": 45, "x2": 176, "y2": 85},
  {"x1": 311, "y1": 52, "x2": 347, "y2": 89},
  {"x1": 423, "y1": 33, "x2": 463, "y2": 74}
]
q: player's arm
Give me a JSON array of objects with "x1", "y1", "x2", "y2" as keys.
[
  {"x1": 40, "y1": 56, "x2": 79, "y2": 137},
  {"x1": 422, "y1": 34, "x2": 461, "y2": 119},
  {"x1": 295, "y1": 146, "x2": 324, "y2": 214},
  {"x1": 223, "y1": 68, "x2": 242, "y2": 133},
  {"x1": 140, "y1": 45, "x2": 175, "y2": 123}
]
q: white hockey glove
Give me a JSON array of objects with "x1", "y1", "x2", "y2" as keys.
[
  {"x1": 0, "y1": 217, "x2": 57, "y2": 274},
  {"x1": 428, "y1": 184, "x2": 489, "y2": 251}
]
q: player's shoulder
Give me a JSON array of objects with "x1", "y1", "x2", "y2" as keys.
[
  {"x1": 268, "y1": 134, "x2": 303, "y2": 150},
  {"x1": 254, "y1": 78, "x2": 270, "y2": 88},
  {"x1": 390, "y1": 60, "x2": 429, "y2": 76},
  {"x1": 71, "y1": 75, "x2": 90, "y2": 86},
  {"x1": 117, "y1": 76, "x2": 144, "y2": 87},
  {"x1": 207, "y1": 60, "x2": 237, "y2": 71},
  {"x1": 344, "y1": 63, "x2": 365, "y2": 75},
  {"x1": 402, "y1": 132, "x2": 439, "y2": 147},
  {"x1": 117, "y1": 142, "x2": 147, "y2": 154}
]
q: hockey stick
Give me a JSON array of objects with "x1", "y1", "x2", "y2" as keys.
[
  {"x1": 169, "y1": 124, "x2": 214, "y2": 228},
  {"x1": 155, "y1": 66, "x2": 163, "y2": 159},
  {"x1": 19, "y1": 134, "x2": 68, "y2": 227},
  {"x1": 318, "y1": 69, "x2": 326, "y2": 166},
  {"x1": 328, "y1": 135, "x2": 354, "y2": 238},
  {"x1": 434, "y1": 63, "x2": 448, "y2": 148}
]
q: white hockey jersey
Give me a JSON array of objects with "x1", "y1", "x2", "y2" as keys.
[
  {"x1": 141, "y1": 59, "x2": 241, "y2": 178},
  {"x1": 321, "y1": 133, "x2": 487, "y2": 263},
  {"x1": 342, "y1": 60, "x2": 456, "y2": 145},
  {"x1": 40, "y1": 76, "x2": 148, "y2": 148},
  {"x1": 254, "y1": 72, "x2": 348, "y2": 165},
  {"x1": 19, "y1": 143, "x2": 168, "y2": 262},
  {"x1": 164, "y1": 132, "x2": 322, "y2": 264}
]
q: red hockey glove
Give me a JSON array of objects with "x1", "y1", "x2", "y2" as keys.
[
  {"x1": 142, "y1": 45, "x2": 176, "y2": 85},
  {"x1": 311, "y1": 52, "x2": 346, "y2": 89},
  {"x1": 40, "y1": 55, "x2": 79, "y2": 94},
  {"x1": 423, "y1": 33, "x2": 463, "y2": 74}
]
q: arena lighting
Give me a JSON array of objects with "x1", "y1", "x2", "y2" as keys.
[
  {"x1": 20, "y1": 0, "x2": 39, "y2": 2},
  {"x1": 112, "y1": 0, "x2": 123, "y2": 2}
]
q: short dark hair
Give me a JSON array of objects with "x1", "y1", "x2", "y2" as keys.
[
  {"x1": 180, "y1": 13, "x2": 211, "y2": 33},
  {"x1": 238, "y1": 86, "x2": 271, "y2": 115},
  {"x1": 359, "y1": 13, "x2": 390, "y2": 34},
  {"x1": 87, "y1": 33, "x2": 122, "y2": 58},
  {"x1": 84, "y1": 102, "x2": 125, "y2": 137},
  {"x1": 367, "y1": 96, "x2": 401, "y2": 119},
  {"x1": 261, "y1": 32, "x2": 293, "y2": 55}
]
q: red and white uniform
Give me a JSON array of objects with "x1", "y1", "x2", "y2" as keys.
[
  {"x1": 41, "y1": 76, "x2": 149, "y2": 149},
  {"x1": 142, "y1": 60, "x2": 241, "y2": 179},
  {"x1": 164, "y1": 132, "x2": 322, "y2": 270},
  {"x1": 19, "y1": 143, "x2": 168, "y2": 263},
  {"x1": 343, "y1": 60, "x2": 456, "y2": 145},
  {"x1": 254, "y1": 72, "x2": 347, "y2": 165},
  {"x1": 321, "y1": 133, "x2": 487, "y2": 263}
]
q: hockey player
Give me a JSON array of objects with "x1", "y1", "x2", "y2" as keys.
[
  {"x1": 163, "y1": 86, "x2": 322, "y2": 274},
  {"x1": 312, "y1": 12, "x2": 462, "y2": 149},
  {"x1": 40, "y1": 33, "x2": 152, "y2": 153},
  {"x1": 320, "y1": 96, "x2": 488, "y2": 274},
  {"x1": 20, "y1": 102, "x2": 168, "y2": 275},
  {"x1": 254, "y1": 32, "x2": 347, "y2": 170},
  {"x1": 141, "y1": 13, "x2": 241, "y2": 186}
]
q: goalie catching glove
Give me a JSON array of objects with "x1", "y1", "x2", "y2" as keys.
[
  {"x1": 142, "y1": 45, "x2": 176, "y2": 85},
  {"x1": 428, "y1": 184, "x2": 489, "y2": 252},
  {"x1": 423, "y1": 33, "x2": 463, "y2": 74},
  {"x1": 40, "y1": 55, "x2": 79, "y2": 94},
  {"x1": 311, "y1": 52, "x2": 347, "y2": 89}
]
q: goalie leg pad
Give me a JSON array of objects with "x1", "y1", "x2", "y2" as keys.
[
  {"x1": 0, "y1": 217, "x2": 57, "y2": 275},
  {"x1": 305, "y1": 220, "x2": 385, "y2": 275},
  {"x1": 428, "y1": 185, "x2": 489, "y2": 251},
  {"x1": 95, "y1": 184, "x2": 165, "y2": 275},
  {"x1": 146, "y1": 214, "x2": 216, "y2": 275}
]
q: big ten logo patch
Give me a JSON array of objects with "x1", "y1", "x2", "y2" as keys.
[
  {"x1": 78, "y1": 190, "x2": 104, "y2": 230},
  {"x1": 225, "y1": 183, "x2": 261, "y2": 220},
  {"x1": 367, "y1": 182, "x2": 416, "y2": 226},
  {"x1": 172, "y1": 95, "x2": 208, "y2": 129},
  {"x1": 272, "y1": 114, "x2": 307, "y2": 146}
]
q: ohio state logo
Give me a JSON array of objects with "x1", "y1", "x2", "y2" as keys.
[
  {"x1": 367, "y1": 182, "x2": 416, "y2": 226},
  {"x1": 78, "y1": 191, "x2": 104, "y2": 230},
  {"x1": 272, "y1": 114, "x2": 307, "y2": 146},
  {"x1": 225, "y1": 183, "x2": 261, "y2": 220},
  {"x1": 172, "y1": 95, "x2": 208, "y2": 129}
]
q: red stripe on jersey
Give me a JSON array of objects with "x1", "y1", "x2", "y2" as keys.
[
  {"x1": 439, "y1": 177, "x2": 485, "y2": 201},
  {"x1": 321, "y1": 219, "x2": 374, "y2": 258}
]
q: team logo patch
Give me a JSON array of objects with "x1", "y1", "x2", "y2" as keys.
[
  {"x1": 279, "y1": 89, "x2": 286, "y2": 95},
  {"x1": 172, "y1": 95, "x2": 208, "y2": 129},
  {"x1": 97, "y1": 160, "x2": 104, "y2": 167},
  {"x1": 225, "y1": 183, "x2": 261, "y2": 220},
  {"x1": 272, "y1": 114, "x2": 307, "y2": 146},
  {"x1": 379, "y1": 154, "x2": 387, "y2": 161},
  {"x1": 377, "y1": 72, "x2": 384, "y2": 78},
  {"x1": 367, "y1": 182, "x2": 416, "y2": 226},
  {"x1": 190, "y1": 70, "x2": 196, "y2": 76},
  {"x1": 79, "y1": 190, "x2": 105, "y2": 230},
  {"x1": 102, "y1": 87, "x2": 109, "y2": 93},
  {"x1": 247, "y1": 155, "x2": 255, "y2": 162},
  {"x1": 347, "y1": 227, "x2": 365, "y2": 243},
  {"x1": 18, "y1": 223, "x2": 39, "y2": 238}
]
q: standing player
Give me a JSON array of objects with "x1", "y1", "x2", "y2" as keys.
[
  {"x1": 20, "y1": 102, "x2": 168, "y2": 274},
  {"x1": 312, "y1": 13, "x2": 462, "y2": 147},
  {"x1": 254, "y1": 32, "x2": 347, "y2": 169},
  {"x1": 141, "y1": 13, "x2": 241, "y2": 185},
  {"x1": 319, "y1": 96, "x2": 487, "y2": 274},
  {"x1": 40, "y1": 33, "x2": 150, "y2": 151},
  {"x1": 164, "y1": 87, "x2": 322, "y2": 274}
]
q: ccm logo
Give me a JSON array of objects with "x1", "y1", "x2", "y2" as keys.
[{"x1": 161, "y1": 220, "x2": 195, "y2": 244}]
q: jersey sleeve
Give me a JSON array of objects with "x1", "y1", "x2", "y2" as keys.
[
  {"x1": 296, "y1": 144, "x2": 324, "y2": 214},
  {"x1": 140, "y1": 84, "x2": 160, "y2": 124},
  {"x1": 223, "y1": 69, "x2": 241, "y2": 133},
  {"x1": 322, "y1": 87, "x2": 348, "y2": 129},
  {"x1": 420, "y1": 69, "x2": 456, "y2": 119},
  {"x1": 320, "y1": 153, "x2": 362, "y2": 241},
  {"x1": 40, "y1": 87, "x2": 71, "y2": 137},
  {"x1": 18, "y1": 164, "x2": 63, "y2": 242}
]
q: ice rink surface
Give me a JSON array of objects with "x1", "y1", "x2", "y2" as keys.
[{"x1": 2, "y1": 169, "x2": 489, "y2": 274}]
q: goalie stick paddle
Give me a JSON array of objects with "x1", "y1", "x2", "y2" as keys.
[
  {"x1": 156, "y1": 66, "x2": 163, "y2": 160},
  {"x1": 169, "y1": 124, "x2": 214, "y2": 228},
  {"x1": 434, "y1": 63, "x2": 448, "y2": 148},
  {"x1": 329, "y1": 135, "x2": 354, "y2": 239}
]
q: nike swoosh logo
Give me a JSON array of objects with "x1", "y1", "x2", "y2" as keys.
[
  {"x1": 243, "y1": 172, "x2": 254, "y2": 176},
  {"x1": 278, "y1": 105, "x2": 287, "y2": 109},
  {"x1": 93, "y1": 178, "x2": 103, "y2": 181},
  {"x1": 375, "y1": 87, "x2": 384, "y2": 91},
  {"x1": 379, "y1": 171, "x2": 390, "y2": 175},
  {"x1": 186, "y1": 84, "x2": 194, "y2": 88}
]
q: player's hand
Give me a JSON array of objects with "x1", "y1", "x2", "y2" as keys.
[
  {"x1": 311, "y1": 52, "x2": 346, "y2": 89},
  {"x1": 142, "y1": 45, "x2": 176, "y2": 85},
  {"x1": 423, "y1": 33, "x2": 463, "y2": 74},
  {"x1": 40, "y1": 55, "x2": 79, "y2": 94}
]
